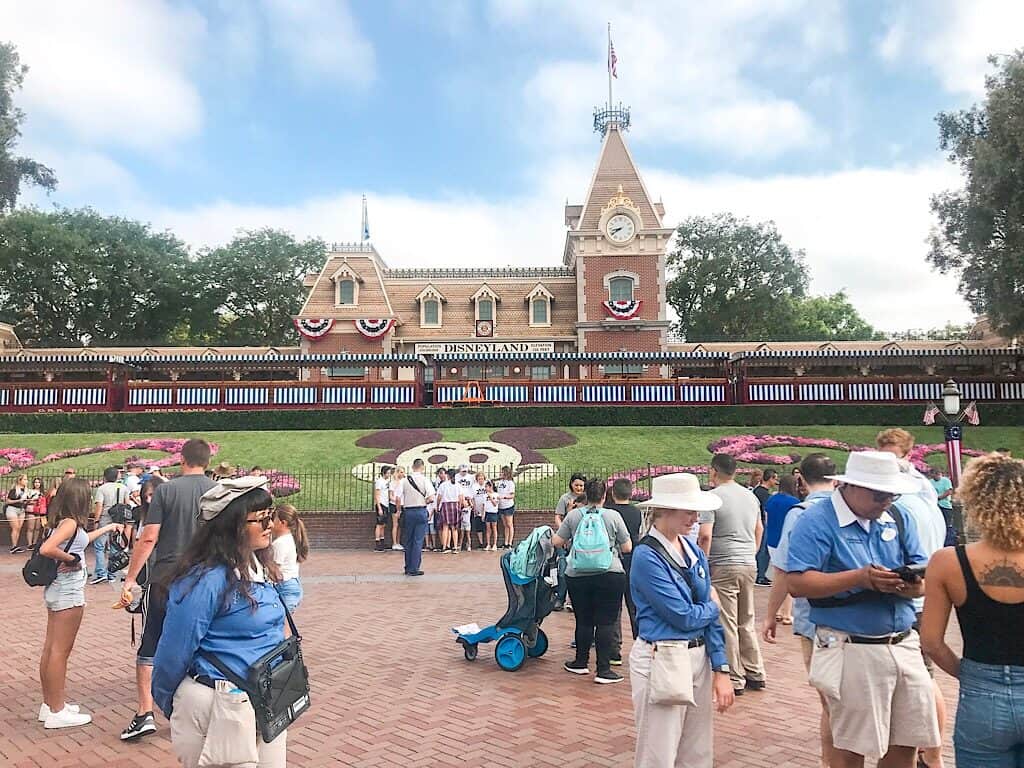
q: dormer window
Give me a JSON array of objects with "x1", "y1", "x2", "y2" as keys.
[
  {"x1": 416, "y1": 284, "x2": 447, "y2": 328},
  {"x1": 471, "y1": 284, "x2": 500, "y2": 323},
  {"x1": 526, "y1": 283, "x2": 554, "y2": 328},
  {"x1": 330, "y1": 263, "x2": 362, "y2": 307}
]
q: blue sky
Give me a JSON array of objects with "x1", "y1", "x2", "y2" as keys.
[{"x1": 4, "y1": 0, "x2": 1021, "y2": 331}]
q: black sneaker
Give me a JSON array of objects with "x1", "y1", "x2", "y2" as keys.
[
  {"x1": 595, "y1": 670, "x2": 624, "y2": 684},
  {"x1": 563, "y1": 659, "x2": 589, "y2": 675},
  {"x1": 755, "y1": 578, "x2": 772, "y2": 587},
  {"x1": 121, "y1": 711, "x2": 156, "y2": 741},
  {"x1": 745, "y1": 678, "x2": 766, "y2": 691},
  {"x1": 88, "y1": 575, "x2": 107, "y2": 585},
  {"x1": 733, "y1": 686, "x2": 745, "y2": 696},
  {"x1": 11, "y1": 546, "x2": 24, "y2": 554}
]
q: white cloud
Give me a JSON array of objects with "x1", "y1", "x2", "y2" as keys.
[
  {"x1": 647, "y1": 163, "x2": 973, "y2": 331},
  {"x1": 259, "y1": 0, "x2": 375, "y2": 85},
  {"x1": 492, "y1": 0, "x2": 844, "y2": 157},
  {"x1": 878, "y1": 0, "x2": 1024, "y2": 96},
  {"x1": 0, "y1": 1, "x2": 207, "y2": 150}
]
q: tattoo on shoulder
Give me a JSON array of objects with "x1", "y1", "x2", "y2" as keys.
[{"x1": 978, "y1": 559, "x2": 1024, "y2": 588}]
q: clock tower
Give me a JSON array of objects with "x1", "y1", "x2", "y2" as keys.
[{"x1": 564, "y1": 106, "x2": 673, "y2": 355}]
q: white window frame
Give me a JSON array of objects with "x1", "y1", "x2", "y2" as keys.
[
  {"x1": 471, "y1": 284, "x2": 500, "y2": 322},
  {"x1": 336, "y1": 278, "x2": 356, "y2": 306},
  {"x1": 604, "y1": 270, "x2": 639, "y2": 303},
  {"x1": 526, "y1": 283, "x2": 554, "y2": 328},
  {"x1": 415, "y1": 284, "x2": 447, "y2": 328}
]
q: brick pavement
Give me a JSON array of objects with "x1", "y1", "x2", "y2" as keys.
[{"x1": 0, "y1": 551, "x2": 960, "y2": 767}]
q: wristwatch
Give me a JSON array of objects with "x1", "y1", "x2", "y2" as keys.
[{"x1": 713, "y1": 664, "x2": 730, "y2": 675}]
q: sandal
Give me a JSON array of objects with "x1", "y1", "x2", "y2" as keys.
[
  {"x1": 781, "y1": 617, "x2": 793, "y2": 625},
  {"x1": 775, "y1": 614, "x2": 784, "y2": 622}
]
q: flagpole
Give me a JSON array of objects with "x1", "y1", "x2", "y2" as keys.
[{"x1": 607, "y1": 21, "x2": 613, "y2": 109}]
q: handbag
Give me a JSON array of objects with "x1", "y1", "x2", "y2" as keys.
[
  {"x1": 637, "y1": 535, "x2": 703, "y2": 707},
  {"x1": 22, "y1": 527, "x2": 75, "y2": 587},
  {"x1": 200, "y1": 593, "x2": 310, "y2": 743}
]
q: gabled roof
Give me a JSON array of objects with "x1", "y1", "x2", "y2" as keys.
[
  {"x1": 526, "y1": 283, "x2": 555, "y2": 301},
  {"x1": 415, "y1": 284, "x2": 447, "y2": 303},
  {"x1": 576, "y1": 126, "x2": 662, "y2": 231},
  {"x1": 329, "y1": 262, "x2": 364, "y2": 282},
  {"x1": 470, "y1": 284, "x2": 501, "y2": 303}
]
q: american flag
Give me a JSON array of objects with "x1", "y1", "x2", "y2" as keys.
[
  {"x1": 963, "y1": 401, "x2": 980, "y2": 426},
  {"x1": 608, "y1": 38, "x2": 618, "y2": 78},
  {"x1": 922, "y1": 403, "x2": 939, "y2": 425}
]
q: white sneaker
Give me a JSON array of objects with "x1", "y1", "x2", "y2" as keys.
[
  {"x1": 44, "y1": 705, "x2": 91, "y2": 729},
  {"x1": 38, "y1": 702, "x2": 80, "y2": 722},
  {"x1": 391, "y1": 544, "x2": 404, "y2": 551}
]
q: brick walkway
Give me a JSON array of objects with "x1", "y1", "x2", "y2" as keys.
[{"x1": 0, "y1": 551, "x2": 959, "y2": 767}]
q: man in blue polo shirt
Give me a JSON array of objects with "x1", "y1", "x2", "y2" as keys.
[{"x1": 787, "y1": 451, "x2": 940, "y2": 768}]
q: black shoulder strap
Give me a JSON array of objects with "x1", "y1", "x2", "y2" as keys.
[
  {"x1": 406, "y1": 475, "x2": 425, "y2": 500},
  {"x1": 637, "y1": 535, "x2": 697, "y2": 602},
  {"x1": 888, "y1": 505, "x2": 910, "y2": 566}
]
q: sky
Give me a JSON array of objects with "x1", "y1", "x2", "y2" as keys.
[{"x1": 3, "y1": 0, "x2": 1021, "y2": 333}]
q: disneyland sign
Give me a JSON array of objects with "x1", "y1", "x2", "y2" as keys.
[{"x1": 414, "y1": 342, "x2": 555, "y2": 355}]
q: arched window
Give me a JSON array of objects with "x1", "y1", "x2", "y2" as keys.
[
  {"x1": 423, "y1": 299, "x2": 440, "y2": 326},
  {"x1": 337, "y1": 279, "x2": 355, "y2": 305},
  {"x1": 608, "y1": 276, "x2": 634, "y2": 303},
  {"x1": 477, "y1": 297, "x2": 493, "y2": 322},
  {"x1": 531, "y1": 297, "x2": 549, "y2": 325}
]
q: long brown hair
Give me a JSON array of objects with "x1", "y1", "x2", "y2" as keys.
[
  {"x1": 172, "y1": 487, "x2": 280, "y2": 609},
  {"x1": 274, "y1": 503, "x2": 309, "y2": 563},
  {"x1": 46, "y1": 477, "x2": 91, "y2": 529}
]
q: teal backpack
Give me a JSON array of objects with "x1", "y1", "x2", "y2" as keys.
[{"x1": 570, "y1": 507, "x2": 613, "y2": 573}]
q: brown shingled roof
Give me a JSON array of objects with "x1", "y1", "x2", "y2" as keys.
[{"x1": 576, "y1": 126, "x2": 662, "y2": 231}]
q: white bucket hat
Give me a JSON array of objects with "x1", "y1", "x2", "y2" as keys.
[
  {"x1": 826, "y1": 451, "x2": 921, "y2": 495},
  {"x1": 637, "y1": 473, "x2": 722, "y2": 512},
  {"x1": 200, "y1": 475, "x2": 270, "y2": 520}
]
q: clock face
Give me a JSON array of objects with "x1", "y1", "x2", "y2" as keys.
[
  {"x1": 476, "y1": 320, "x2": 493, "y2": 337},
  {"x1": 606, "y1": 214, "x2": 635, "y2": 243}
]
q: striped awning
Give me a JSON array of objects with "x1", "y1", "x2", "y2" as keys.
[
  {"x1": 0, "y1": 354, "x2": 124, "y2": 371},
  {"x1": 432, "y1": 351, "x2": 728, "y2": 363},
  {"x1": 734, "y1": 347, "x2": 1020, "y2": 362},
  {"x1": 124, "y1": 353, "x2": 419, "y2": 369}
]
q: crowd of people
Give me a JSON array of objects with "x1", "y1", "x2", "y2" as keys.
[{"x1": 11, "y1": 428, "x2": 1024, "y2": 768}]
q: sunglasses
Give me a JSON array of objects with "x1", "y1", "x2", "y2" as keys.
[
  {"x1": 869, "y1": 490, "x2": 901, "y2": 503},
  {"x1": 246, "y1": 513, "x2": 273, "y2": 530}
]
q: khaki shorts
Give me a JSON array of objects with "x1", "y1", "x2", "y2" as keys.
[{"x1": 809, "y1": 628, "x2": 939, "y2": 759}]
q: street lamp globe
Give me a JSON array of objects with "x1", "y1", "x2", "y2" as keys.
[{"x1": 942, "y1": 379, "x2": 962, "y2": 417}]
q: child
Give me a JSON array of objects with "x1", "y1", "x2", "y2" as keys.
[
  {"x1": 471, "y1": 471, "x2": 488, "y2": 549},
  {"x1": 483, "y1": 480, "x2": 500, "y2": 551},
  {"x1": 272, "y1": 503, "x2": 309, "y2": 612},
  {"x1": 460, "y1": 496, "x2": 473, "y2": 552},
  {"x1": 373, "y1": 466, "x2": 393, "y2": 552},
  {"x1": 438, "y1": 469, "x2": 462, "y2": 553}
]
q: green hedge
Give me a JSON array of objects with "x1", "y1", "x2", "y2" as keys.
[{"x1": 1, "y1": 403, "x2": 1022, "y2": 433}]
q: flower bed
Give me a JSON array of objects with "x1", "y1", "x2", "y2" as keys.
[{"x1": 0, "y1": 448, "x2": 37, "y2": 476}]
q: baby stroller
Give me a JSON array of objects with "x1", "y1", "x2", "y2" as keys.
[{"x1": 453, "y1": 525, "x2": 555, "y2": 671}]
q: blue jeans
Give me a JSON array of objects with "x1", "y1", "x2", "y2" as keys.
[
  {"x1": 755, "y1": 535, "x2": 770, "y2": 582},
  {"x1": 277, "y1": 578, "x2": 303, "y2": 612},
  {"x1": 956, "y1": 658, "x2": 1024, "y2": 767},
  {"x1": 401, "y1": 507, "x2": 428, "y2": 574},
  {"x1": 92, "y1": 531, "x2": 109, "y2": 580}
]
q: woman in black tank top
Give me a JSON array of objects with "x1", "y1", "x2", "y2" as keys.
[{"x1": 920, "y1": 453, "x2": 1024, "y2": 767}]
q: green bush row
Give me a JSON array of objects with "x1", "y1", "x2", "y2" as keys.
[{"x1": 1, "y1": 403, "x2": 1022, "y2": 433}]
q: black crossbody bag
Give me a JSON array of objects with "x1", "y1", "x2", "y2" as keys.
[
  {"x1": 23, "y1": 527, "x2": 76, "y2": 587},
  {"x1": 199, "y1": 595, "x2": 311, "y2": 743}
]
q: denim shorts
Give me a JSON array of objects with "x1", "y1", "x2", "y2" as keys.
[
  {"x1": 44, "y1": 568, "x2": 87, "y2": 612},
  {"x1": 276, "y1": 578, "x2": 303, "y2": 613},
  {"x1": 499, "y1": 505, "x2": 515, "y2": 516},
  {"x1": 955, "y1": 658, "x2": 1024, "y2": 767}
]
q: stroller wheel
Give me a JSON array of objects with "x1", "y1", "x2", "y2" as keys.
[
  {"x1": 463, "y1": 643, "x2": 478, "y2": 661},
  {"x1": 494, "y1": 635, "x2": 527, "y2": 672},
  {"x1": 527, "y1": 628, "x2": 548, "y2": 658}
]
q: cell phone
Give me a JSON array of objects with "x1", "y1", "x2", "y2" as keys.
[{"x1": 894, "y1": 563, "x2": 928, "y2": 581}]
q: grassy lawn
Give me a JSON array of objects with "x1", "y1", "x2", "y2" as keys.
[{"x1": 1, "y1": 425, "x2": 1019, "y2": 512}]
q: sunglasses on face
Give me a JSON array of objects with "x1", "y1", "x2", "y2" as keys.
[
  {"x1": 869, "y1": 490, "x2": 901, "y2": 503},
  {"x1": 246, "y1": 513, "x2": 273, "y2": 530}
]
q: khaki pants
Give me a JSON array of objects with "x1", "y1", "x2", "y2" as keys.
[
  {"x1": 710, "y1": 564, "x2": 765, "y2": 690},
  {"x1": 171, "y1": 677, "x2": 287, "y2": 768},
  {"x1": 630, "y1": 640, "x2": 713, "y2": 768}
]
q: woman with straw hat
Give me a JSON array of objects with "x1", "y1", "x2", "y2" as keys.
[{"x1": 631, "y1": 473, "x2": 735, "y2": 768}]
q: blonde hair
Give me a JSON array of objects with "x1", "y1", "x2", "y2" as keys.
[
  {"x1": 274, "y1": 503, "x2": 309, "y2": 562},
  {"x1": 959, "y1": 453, "x2": 1024, "y2": 550},
  {"x1": 876, "y1": 428, "x2": 915, "y2": 458}
]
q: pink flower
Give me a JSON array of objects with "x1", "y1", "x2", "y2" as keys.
[{"x1": 0, "y1": 448, "x2": 37, "y2": 476}]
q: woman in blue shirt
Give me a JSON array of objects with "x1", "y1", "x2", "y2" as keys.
[
  {"x1": 153, "y1": 476, "x2": 289, "y2": 768},
  {"x1": 631, "y1": 474, "x2": 735, "y2": 768}
]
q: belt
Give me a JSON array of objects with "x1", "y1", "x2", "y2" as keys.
[
  {"x1": 847, "y1": 630, "x2": 911, "y2": 645},
  {"x1": 645, "y1": 637, "x2": 705, "y2": 649}
]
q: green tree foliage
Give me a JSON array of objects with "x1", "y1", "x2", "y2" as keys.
[
  {"x1": 667, "y1": 213, "x2": 877, "y2": 341},
  {"x1": 0, "y1": 208, "x2": 193, "y2": 345},
  {"x1": 929, "y1": 51, "x2": 1024, "y2": 337},
  {"x1": 0, "y1": 42, "x2": 56, "y2": 212},
  {"x1": 196, "y1": 228, "x2": 326, "y2": 345}
]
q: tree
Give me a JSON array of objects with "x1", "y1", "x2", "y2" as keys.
[
  {"x1": 786, "y1": 291, "x2": 879, "y2": 341},
  {"x1": 928, "y1": 51, "x2": 1024, "y2": 338},
  {"x1": 0, "y1": 208, "x2": 193, "y2": 345},
  {"x1": 0, "y1": 42, "x2": 56, "y2": 212},
  {"x1": 667, "y1": 213, "x2": 810, "y2": 341},
  {"x1": 197, "y1": 228, "x2": 326, "y2": 345}
]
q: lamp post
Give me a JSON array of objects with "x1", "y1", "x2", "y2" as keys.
[{"x1": 941, "y1": 379, "x2": 964, "y2": 487}]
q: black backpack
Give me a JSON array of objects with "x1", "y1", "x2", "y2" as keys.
[
  {"x1": 107, "y1": 486, "x2": 133, "y2": 525},
  {"x1": 22, "y1": 527, "x2": 75, "y2": 587}
]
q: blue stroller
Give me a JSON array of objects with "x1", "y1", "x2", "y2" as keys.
[{"x1": 453, "y1": 526, "x2": 555, "y2": 671}]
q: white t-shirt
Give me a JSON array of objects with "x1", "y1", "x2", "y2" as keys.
[
  {"x1": 455, "y1": 473, "x2": 474, "y2": 502},
  {"x1": 124, "y1": 474, "x2": 142, "y2": 495},
  {"x1": 389, "y1": 478, "x2": 402, "y2": 505},
  {"x1": 374, "y1": 478, "x2": 389, "y2": 508},
  {"x1": 440, "y1": 480, "x2": 461, "y2": 504},
  {"x1": 496, "y1": 479, "x2": 516, "y2": 510},
  {"x1": 272, "y1": 532, "x2": 300, "y2": 581},
  {"x1": 483, "y1": 493, "x2": 498, "y2": 515},
  {"x1": 470, "y1": 482, "x2": 488, "y2": 514}
]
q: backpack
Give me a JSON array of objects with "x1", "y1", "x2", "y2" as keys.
[
  {"x1": 510, "y1": 526, "x2": 553, "y2": 580},
  {"x1": 106, "y1": 486, "x2": 133, "y2": 525},
  {"x1": 22, "y1": 527, "x2": 75, "y2": 587},
  {"x1": 570, "y1": 507, "x2": 613, "y2": 573}
]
